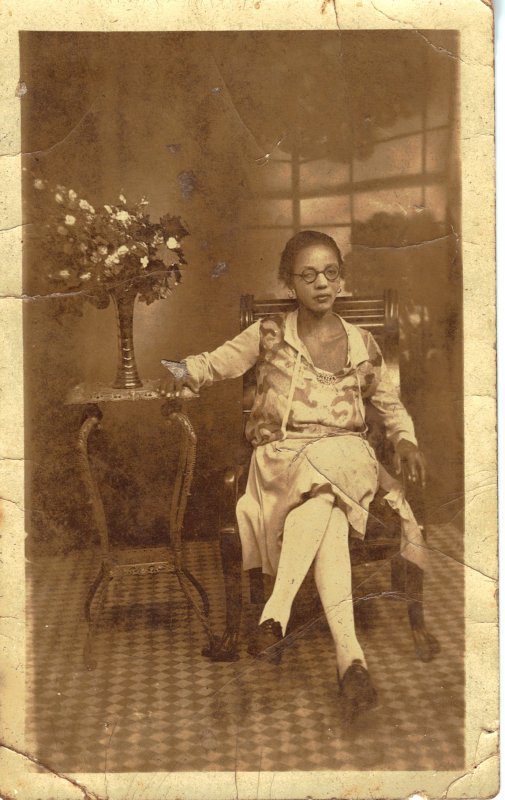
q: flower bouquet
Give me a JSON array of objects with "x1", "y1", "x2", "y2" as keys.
[{"x1": 30, "y1": 177, "x2": 190, "y2": 388}]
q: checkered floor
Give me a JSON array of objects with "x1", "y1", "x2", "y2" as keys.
[{"x1": 26, "y1": 523, "x2": 464, "y2": 773}]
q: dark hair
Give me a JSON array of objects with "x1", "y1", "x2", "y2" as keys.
[{"x1": 278, "y1": 230, "x2": 345, "y2": 286}]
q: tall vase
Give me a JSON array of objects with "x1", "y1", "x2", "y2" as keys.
[{"x1": 110, "y1": 285, "x2": 143, "y2": 389}]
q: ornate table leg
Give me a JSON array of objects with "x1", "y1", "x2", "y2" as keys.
[
  {"x1": 160, "y1": 401, "x2": 219, "y2": 655},
  {"x1": 76, "y1": 404, "x2": 112, "y2": 670}
]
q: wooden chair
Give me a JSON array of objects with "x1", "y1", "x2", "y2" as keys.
[{"x1": 203, "y1": 291, "x2": 440, "y2": 664}]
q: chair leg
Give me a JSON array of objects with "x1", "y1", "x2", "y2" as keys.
[
  {"x1": 353, "y1": 596, "x2": 374, "y2": 631},
  {"x1": 249, "y1": 567, "x2": 265, "y2": 605},
  {"x1": 202, "y1": 529, "x2": 243, "y2": 661},
  {"x1": 406, "y1": 560, "x2": 441, "y2": 662},
  {"x1": 352, "y1": 559, "x2": 374, "y2": 631},
  {"x1": 246, "y1": 570, "x2": 285, "y2": 661},
  {"x1": 391, "y1": 553, "x2": 406, "y2": 596}
]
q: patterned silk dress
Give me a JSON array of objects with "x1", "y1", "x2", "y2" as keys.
[{"x1": 185, "y1": 310, "x2": 427, "y2": 577}]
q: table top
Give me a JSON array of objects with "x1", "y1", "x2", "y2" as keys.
[{"x1": 65, "y1": 379, "x2": 199, "y2": 405}]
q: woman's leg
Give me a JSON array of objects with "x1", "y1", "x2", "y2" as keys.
[
  {"x1": 259, "y1": 496, "x2": 365, "y2": 676},
  {"x1": 313, "y1": 505, "x2": 365, "y2": 679},
  {"x1": 259, "y1": 492, "x2": 334, "y2": 635}
]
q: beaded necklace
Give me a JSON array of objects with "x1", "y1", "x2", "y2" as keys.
[{"x1": 310, "y1": 331, "x2": 348, "y2": 385}]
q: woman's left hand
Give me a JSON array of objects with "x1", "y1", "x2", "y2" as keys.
[{"x1": 394, "y1": 439, "x2": 427, "y2": 489}]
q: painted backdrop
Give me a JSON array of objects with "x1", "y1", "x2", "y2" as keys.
[{"x1": 21, "y1": 31, "x2": 461, "y2": 552}]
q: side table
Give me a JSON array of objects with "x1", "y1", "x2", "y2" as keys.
[{"x1": 66, "y1": 379, "x2": 219, "y2": 669}]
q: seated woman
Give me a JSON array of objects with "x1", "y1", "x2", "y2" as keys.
[{"x1": 161, "y1": 230, "x2": 426, "y2": 719}]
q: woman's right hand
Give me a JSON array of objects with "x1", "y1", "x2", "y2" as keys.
[{"x1": 158, "y1": 362, "x2": 199, "y2": 398}]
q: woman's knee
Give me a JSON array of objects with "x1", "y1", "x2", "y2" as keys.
[
  {"x1": 300, "y1": 492, "x2": 335, "y2": 525},
  {"x1": 283, "y1": 491, "x2": 334, "y2": 538},
  {"x1": 307, "y1": 488, "x2": 335, "y2": 508}
]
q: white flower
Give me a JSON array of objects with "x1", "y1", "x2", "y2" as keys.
[
  {"x1": 140, "y1": 255, "x2": 149, "y2": 269},
  {"x1": 79, "y1": 272, "x2": 91, "y2": 281},
  {"x1": 115, "y1": 210, "x2": 131, "y2": 224},
  {"x1": 119, "y1": 193, "x2": 127, "y2": 204},
  {"x1": 79, "y1": 199, "x2": 95, "y2": 214},
  {"x1": 59, "y1": 269, "x2": 70, "y2": 279},
  {"x1": 65, "y1": 215, "x2": 76, "y2": 226},
  {"x1": 104, "y1": 205, "x2": 113, "y2": 214},
  {"x1": 98, "y1": 245, "x2": 108, "y2": 255},
  {"x1": 105, "y1": 253, "x2": 120, "y2": 267},
  {"x1": 117, "y1": 245, "x2": 129, "y2": 256},
  {"x1": 68, "y1": 189, "x2": 77, "y2": 202},
  {"x1": 55, "y1": 192, "x2": 64, "y2": 204},
  {"x1": 166, "y1": 236, "x2": 178, "y2": 249},
  {"x1": 34, "y1": 179, "x2": 45, "y2": 190}
]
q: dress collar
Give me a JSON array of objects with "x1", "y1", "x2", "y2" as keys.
[{"x1": 283, "y1": 308, "x2": 370, "y2": 368}]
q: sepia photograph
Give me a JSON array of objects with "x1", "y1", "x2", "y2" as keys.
[
  {"x1": 21, "y1": 27, "x2": 464, "y2": 773},
  {"x1": 0, "y1": 3, "x2": 497, "y2": 798}
]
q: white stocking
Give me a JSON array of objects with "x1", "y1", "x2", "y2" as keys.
[
  {"x1": 259, "y1": 492, "x2": 334, "y2": 635},
  {"x1": 314, "y1": 505, "x2": 365, "y2": 678},
  {"x1": 260, "y1": 495, "x2": 365, "y2": 678}
]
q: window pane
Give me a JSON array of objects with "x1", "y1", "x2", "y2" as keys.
[
  {"x1": 241, "y1": 228, "x2": 294, "y2": 296},
  {"x1": 353, "y1": 134, "x2": 423, "y2": 182},
  {"x1": 299, "y1": 159, "x2": 351, "y2": 195},
  {"x1": 373, "y1": 113, "x2": 423, "y2": 141},
  {"x1": 300, "y1": 195, "x2": 351, "y2": 226},
  {"x1": 426, "y1": 128, "x2": 449, "y2": 173},
  {"x1": 353, "y1": 186, "x2": 424, "y2": 222},
  {"x1": 247, "y1": 158, "x2": 292, "y2": 193},
  {"x1": 245, "y1": 198, "x2": 293, "y2": 227},
  {"x1": 424, "y1": 184, "x2": 447, "y2": 221}
]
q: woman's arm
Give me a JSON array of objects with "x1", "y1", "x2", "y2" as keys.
[
  {"x1": 362, "y1": 329, "x2": 426, "y2": 487},
  {"x1": 162, "y1": 320, "x2": 261, "y2": 393}
]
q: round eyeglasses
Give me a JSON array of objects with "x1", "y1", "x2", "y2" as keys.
[{"x1": 292, "y1": 265, "x2": 341, "y2": 284}]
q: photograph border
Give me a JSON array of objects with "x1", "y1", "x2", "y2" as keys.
[{"x1": 0, "y1": 1, "x2": 497, "y2": 798}]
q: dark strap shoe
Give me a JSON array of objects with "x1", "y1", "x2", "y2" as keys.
[
  {"x1": 339, "y1": 659, "x2": 378, "y2": 723},
  {"x1": 247, "y1": 618, "x2": 283, "y2": 664}
]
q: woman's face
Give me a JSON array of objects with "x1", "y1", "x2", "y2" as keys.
[{"x1": 290, "y1": 243, "x2": 341, "y2": 315}]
